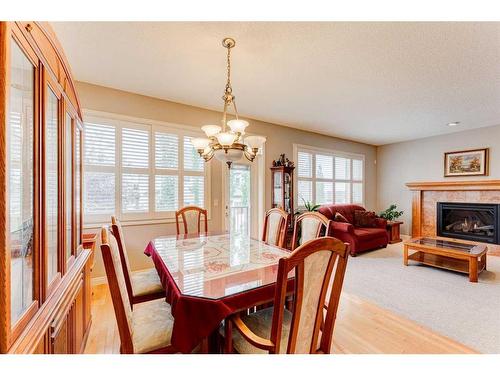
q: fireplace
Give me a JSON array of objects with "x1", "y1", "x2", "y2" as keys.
[{"x1": 437, "y1": 202, "x2": 500, "y2": 244}]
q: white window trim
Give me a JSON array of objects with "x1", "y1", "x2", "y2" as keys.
[
  {"x1": 293, "y1": 143, "x2": 365, "y2": 207},
  {"x1": 83, "y1": 109, "x2": 211, "y2": 228}
]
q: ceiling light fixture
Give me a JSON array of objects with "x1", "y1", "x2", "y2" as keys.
[
  {"x1": 447, "y1": 121, "x2": 460, "y2": 127},
  {"x1": 191, "y1": 37, "x2": 266, "y2": 168}
]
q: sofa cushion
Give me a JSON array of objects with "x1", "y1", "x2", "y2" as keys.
[
  {"x1": 333, "y1": 212, "x2": 350, "y2": 223},
  {"x1": 354, "y1": 210, "x2": 378, "y2": 228},
  {"x1": 353, "y1": 227, "x2": 387, "y2": 241}
]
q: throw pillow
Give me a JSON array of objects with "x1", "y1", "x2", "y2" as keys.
[
  {"x1": 354, "y1": 210, "x2": 378, "y2": 228},
  {"x1": 334, "y1": 212, "x2": 350, "y2": 223}
]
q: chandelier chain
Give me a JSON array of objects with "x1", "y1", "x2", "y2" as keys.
[{"x1": 225, "y1": 44, "x2": 232, "y2": 95}]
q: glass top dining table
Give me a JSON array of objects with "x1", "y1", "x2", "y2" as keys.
[{"x1": 150, "y1": 232, "x2": 292, "y2": 300}]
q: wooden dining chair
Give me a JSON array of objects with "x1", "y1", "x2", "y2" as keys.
[
  {"x1": 291, "y1": 211, "x2": 331, "y2": 250},
  {"x1": 262, "y1": 208, "x2": 290, "y2": 248},
  {"x1": 110, "y1": 216, "x2": 164, "y2": 308},
  {"x1": 100, "y1": 226, "x2": 176, "y2": 354},
  {"x1": 222, "y1": 236, "x2": 349, "y2": 354},
  {"x1": 175, "y1": 206, "x2": 208, "y2": 235}
]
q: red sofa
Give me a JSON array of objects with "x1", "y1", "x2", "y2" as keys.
[{"x1": 318, "y1": 204, "x2": 388, "y2": 256}]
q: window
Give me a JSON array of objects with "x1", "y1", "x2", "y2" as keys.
[
  {"x1": 295, "y1": 145, "x2": 364, "y2": 206},
  {"x1": 84, "y1": 115, "x2": 208, "y2": 224}
]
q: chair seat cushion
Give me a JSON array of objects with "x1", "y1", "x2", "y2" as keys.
[
  {"x1": 131, "y1": 268, "x2": 164, "y2": 297},
  {"x1": 132, "y1": 299, "x2": 174, "y2": 353},
  {"x1": 224, "y1": 307, "x2": 292, "y2": 354},
  {"x1": 353, "y1": 227, "x2": 387, "y2": 240}
]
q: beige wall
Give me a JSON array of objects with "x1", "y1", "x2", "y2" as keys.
[
  {"x1": 377, "y1": 124, "x2": 500, "y2": 236},
  {"x1": 77, "y1": 81, "x2": 377, "y2": 278}
]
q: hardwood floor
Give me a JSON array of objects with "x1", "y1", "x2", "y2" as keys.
[{"x1": 85, "y1": 283, "x2": 476, "y2": 354}]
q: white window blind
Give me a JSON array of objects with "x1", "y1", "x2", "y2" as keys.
[
  {"x1": 122, "y1": 128, "x2": 149, "y2": 168},
  {"x1": 85, "y1": 172, "x2": 115, "y2": 214},
  {"x1": 84, "y1": 123, "x2": 115, "y2": 166},
  {"x1": 297, "y1": 152, "x2": 312, "y2": 178},
  {"x1": 122, "y1": 173, "x2": 149, "y2": 212},
  {"x1": 184, "y1": 175, "x2": 204, "y2": 207},
  {"x1": 155, "y1": 132, "x2": 178, "y2": 169},
  {"x1": 155, "y1": 175, "x2": 178, "y2": 211},
  {"x1": 295, "y1": 145, "x2": 364, "y2": 206},
  {"x1": 83, "y1": 115, "x2": 208, "y2": 224},
  {"x1": 184, "y1": 136, "x2": 204, "y2": 172}
]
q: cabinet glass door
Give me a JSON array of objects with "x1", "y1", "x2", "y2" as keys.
[
  {"x1": 273, "y1": 171, "x2": 282, "y2": 207},
  {"x1": 45, "y1": 86, "x2": 59, "y2": 285},
  {"x1": 65, "y1": 112, "x2": 73, "y2": 261},
  {"x1": 8, "y1": 39, "x2": 35, "y2": 325},
  {"x1": 75, "y1": 126, "x2": 82, "y2": 246}
]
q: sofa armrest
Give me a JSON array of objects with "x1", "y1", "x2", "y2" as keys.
[
  {"x1": 374, "y1": 218, "x2": 387, "y2": 229},
  {"x1": 331, "y1": 221, "x2": 355, "y2": 235}
]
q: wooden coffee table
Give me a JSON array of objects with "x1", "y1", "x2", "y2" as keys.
[{"x1": 403, "y1": 237, "x2": 487, "y2": 282}]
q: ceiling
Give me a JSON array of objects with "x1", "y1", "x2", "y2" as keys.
[{"x1": 51, "y1": 22, "x2": 500, "y2": 145}]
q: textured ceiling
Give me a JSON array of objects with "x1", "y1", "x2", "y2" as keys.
[{"x1": 51, "y1": 22, "x2": 500, "y2": 145}]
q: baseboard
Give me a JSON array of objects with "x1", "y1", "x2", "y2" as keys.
[
  {"x1": 91, "y1": 276, "x2": 107, "y2": 286},
  {"x1": 401, "y1": 234, "x2": 411, "y2": 241}
]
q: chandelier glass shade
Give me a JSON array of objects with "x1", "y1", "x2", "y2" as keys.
[{"x1": 191, "y1": 37, "x2": 266, "y2": 167}]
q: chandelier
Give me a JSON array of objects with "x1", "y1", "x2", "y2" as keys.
[{"x1": 191, "y1": 37, "x2": 266, "y2": 168}]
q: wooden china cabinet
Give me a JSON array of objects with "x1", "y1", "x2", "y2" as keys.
[
  {"x1": 271, "y1": 166, "x2": 295, "y2": 247},
  {"x1": 0, "y1": 22, "x2": 92, "y2": 354}
]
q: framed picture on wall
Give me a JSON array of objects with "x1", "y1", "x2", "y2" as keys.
[{"x1": 444, "y1": 148, "x2": 489, "y2": 177}]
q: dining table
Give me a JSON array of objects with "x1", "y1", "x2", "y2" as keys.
[{"x1": 144, "y1": 231, "x2": 294, "y2": 353}]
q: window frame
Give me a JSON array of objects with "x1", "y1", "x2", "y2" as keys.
[
  {"x1": 293, "y1": 143, "x2": 365, "y2": 207},
  {"x1": 83, "y1": 110, "x2": 211, "y2": 227}
]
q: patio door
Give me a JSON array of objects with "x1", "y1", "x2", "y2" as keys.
[{"x1": 225, "y1": 163, "x2": 251, "y2": 236}]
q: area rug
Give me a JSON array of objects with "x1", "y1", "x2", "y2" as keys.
[{"x1": 342, "y1": 242, "x2": 500, "y2": 353}]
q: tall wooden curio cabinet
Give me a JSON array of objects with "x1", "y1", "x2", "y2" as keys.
[
  {"x1": 0, "y1": 22, "x2": 92, "y2": 354},
  {"x1": 271, "y1": 166, "x2": 295, "y2": 220}
]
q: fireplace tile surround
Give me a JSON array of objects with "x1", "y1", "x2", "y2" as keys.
[{"x1": 406, "y1": 180, "x2": 500, "y2": 254}]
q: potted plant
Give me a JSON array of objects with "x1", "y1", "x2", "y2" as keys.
[
  {"x1": 379, "y1": 204, "x2": 404, "y2": 222},
  {"x1": 379, "y1": 204, "x2": 404, "y2": 244}
]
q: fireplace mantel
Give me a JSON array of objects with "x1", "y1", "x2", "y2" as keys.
[
  {"x1": 406, "y1": 180, "x2": 500, "y2": 253},
  {"x1": 406, "y1": 180, "x2": 500, "y2": 191}
]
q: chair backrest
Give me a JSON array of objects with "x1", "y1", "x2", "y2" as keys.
[
  {"x1": 262, "y1": 208, "x2": 290, "y2": 248},
  {"x1": 291, "y1": 211, "x2": 331, "y2": 250},
  {"x1": 270, "y1": 236, "x2": 349, "y2": 354},
  {"x1": 110, "y1": 216, "x2": 134, "y2": 306},
  {"x1": 100, "y1": 226, "x2": 134, "y2": 353},
  {"x1": 175, "y1": 206, "x2": 208, "y2": 235}
]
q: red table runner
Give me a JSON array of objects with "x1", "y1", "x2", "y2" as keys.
[{"x1": 145, "y1": 240, "x2": 292, "y2": 353}]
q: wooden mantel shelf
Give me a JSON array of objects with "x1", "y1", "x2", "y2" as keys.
[{"x1": 406, "y1": 180, "x2": 500, "y2": 191}]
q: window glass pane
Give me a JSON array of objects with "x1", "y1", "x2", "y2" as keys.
[
  {"x1": 122, "y1": 127, "x2": 149, "y2": 168},
  {"x1": 155, "y1": 175, "x2": 178, "y2": 211},
  {"x1": 184, "y1": 176, "x2": 204, "y2": 207},
  {"x1": 122, "y1": 174, "x2": 149, "y2": 212},
  {"x1": 352, "y1": 182, "x2": 363, "y2": 204},
  {"x1": 316, "y1": 181, "x2": 333, "y2": 205},
  {"x1": 84, "y1": 171, "x2": 115, "y2": 214},
  {"x1": 335, "y1": 156, "x2": 351, "y2": 180},
  {"x1": 46, "y1": 87, "x2": 59, "y2": 284},
  {"x1": 316, "y1": 154, "x2": 333, "y2": 179},
  {"x1": 335, "y1": 182, "x2": 350, "y2": 204},
  {"x1": 297, "y1": 151, "x2": 312, "y2": 178},
  {"x1": 155, "y1": 132, "x2": 178, "y2": 169},
  {"x1": 9, "y1": 39, "x2": 35, "y2": 325},
  {"x1": 184, "y1": 136, "x2": 204, "y2": 171},
  {"x1": 75, "y1": 129, "x2": 81, "y2": 244},
  {"x1": 84, "y1": 123, "x2": 115, "y2": 166},
  {"x1": 65, "y1": 113, "x2": 73, "y2": 260},
  {"x1": 352, "y1": 159, "x2": 363, "y2": 181},
  {"x1": 298, "y1": 180, "x2": 312, "y2": 204}
]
